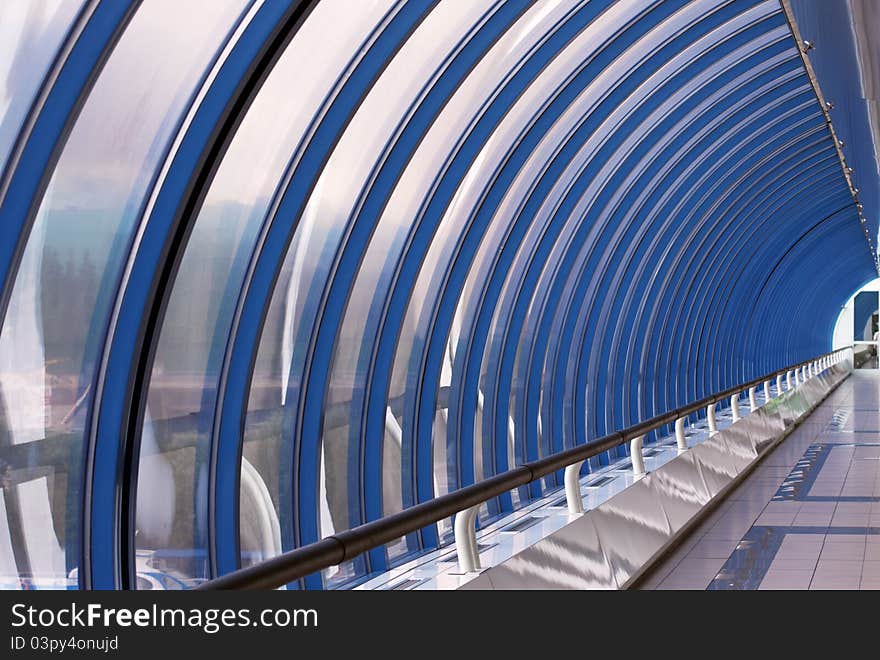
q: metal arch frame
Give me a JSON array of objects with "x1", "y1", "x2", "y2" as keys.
[
  {"x1": 570, "y1": 71, "x2": 820, "y2": 440},
  {"x1": 563, "y1": 118, "x2": 832, "y2": 451},
  {"x1": 344, "y1": 0, "x2": 617, "y2": 543},
  {"x1": 632, "y1": 139, "x2": 824, "y2": 408},
  {"x1": 689, "y1": 178, "x2": 847, "y2": 401},
  {"x1": 748, "y1": 214, "x2": 871, "y2": 359},
  {"x1": 351, "y1": 0, "x2": 623, "y2": 554},
  {"x1": 735, "y1": 207, "x2": 861, "y2": 364},
  {"x1": 419, "y1": 0, "x2": 688, "y2": 511},
  {"x1": 641, "y1": 145, "x2": 835, "y2": 430},
  {"x1": 634, "y1": 133, "x2": 834, "y2": 423},
  {"x1": 534, "y1": 28, "x2": 803, "y2": 464},
  {"x1": 356, "y1": 0, "x2": 603, "y2": 527},
  {"x1": 480, "y1": 22, "x2": 779, "y2": 479},
  {"x1": 506, "y1": 16, "x2": 800, "y2": 490},
  {"x1": 489, "y1": 49, "x2": 808, "y2": 464},
  {"x1": 439, "y1": 0, "x2": 751, "y2": 501},
  {"x1": 614, "y1": 98, "x2": 817, "y2": 429},
  {"x1": 293, "y1": 0, "x2": 532, "y2": 575},
  {"x1": 508, "y1": 27, "x2": 804, "y2": 470},
  {"x1": 685, "y1": 183, "x2": 851, "y2": 403},
  {"x1": 676, "y1": 182, "x2": 849, "y2": 421},
  {"x1": 132, "y1": 0, "x2": 417, "y2": 588},
  {"x1": 654, "y1": 142, "x2": 839, "y2": 412},
  {"x1": 203, "y1": 0, "x2": 416, "y2": 582},
  {"x1": 445, "y1": 0, "x2": 779, "y2": 503},
  {"x1": 360, "y1": 0, "x2": 617, "y2": 548},
  {"x1": 0, "y1": 1, "x2": 139, "y2": 327},
  {"x1": 762, "y1": 224, "x2": 874, "y2": 360},
  {"x1": 554, "y1": 52, "x2": 812, "y2": 461},
  {"x1": 600, "y1": 90, "x2": 819, "y2": 433},
  {"x1": 663, "y1": 151, "x2": 841, "y2": 406},
  {"x1": 0, "y1": 0, "x2": 139, "y2": 590},
  {"x1": 749, "y1": 220, "x2": 868, "y2": 368},
  {"x1": 527, "y1": 78, "x2": 815, "y2": 461},
  {"x1": 662, "y1": 5, "x2": 878, "y2": 396},
  {"x1": 633, "y1": 136, "x2": 824, "y2": 410},
  {"x1": 634, "y1": 136, "x2": 833, "y2": 407},
  {"x1": 212, "y1": 0, "x2": 528, "y2": 582},
  {"x1": 85, "y1": 0, "x2": 320, "y2": 590},
  {"x1": 190, "y1": 0, "x2": 436, "y2": 590},
  {"x1": 400, "y1": 0, "x2": 668, "y2": 515},
  {"x1": 161, "y1": 0, "x2": 425, "y2": 588},
  {"x1": 401, "y1": 0, "x2": 690, "y2": 525}
]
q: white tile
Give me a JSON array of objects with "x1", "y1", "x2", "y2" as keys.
[{"x1": 759, "y1": 570, "x2": 813, "y2": 590}]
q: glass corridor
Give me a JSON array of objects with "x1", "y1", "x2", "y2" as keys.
[{"x1": 0, "y1": 0, "x2": 876, "y2": 590}]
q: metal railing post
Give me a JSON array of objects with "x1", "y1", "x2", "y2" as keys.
[
  {"x1": 763, "y1": 380, "x2": 771, "y2": 401},
  {"x1": 707, "y1": 403, "x2": 717, "y2": 434},
  {"x1": 630, "y1": 435, "x2": 646, "y2": 477},
  {"x1": 776, "y1": 374, "x2": 783, "y2": 395},
  {"x1": 748, "y1": 386, "x2": 757, "y2": 411},
  {"x1": 454, "y1": 506, "x2": 481, "y2": 573},
  {"x1": 730, "y1": 394, "x2": 740, "y2": 422},
  {"x1": 675, "y1": 417, "x2": 687, "y2": 449},
  {"x1": 564, "y1": 461, "x2": 586, "y2": 514},
  {"x1": 786, "y1": 370, "x2": 793, "y2": 390}
]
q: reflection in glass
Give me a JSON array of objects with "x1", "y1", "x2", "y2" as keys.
[
  {"x1": 0, "y1": 0, "x2": 247, "y2": 589},
  {"x1": 138, "y1": 0, "x2": 395, "y2": 586},
  {"x1": 0, "y1": 0, "x2": 85, "y2": 176}
]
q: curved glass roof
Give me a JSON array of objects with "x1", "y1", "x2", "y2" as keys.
[{"x1": 0, "y1": 0, "x2": 875, "y2": 590}]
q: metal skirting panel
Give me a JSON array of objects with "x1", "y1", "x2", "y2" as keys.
[{"x1": 459, "y1": 361, "x2": 852, "y2": 590}]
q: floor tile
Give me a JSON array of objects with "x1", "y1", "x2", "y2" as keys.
[{"x1": 759, "y1": 571, "x2": 813, "y2": 590}]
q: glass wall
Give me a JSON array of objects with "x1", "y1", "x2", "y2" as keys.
[
  {"x1": 0, "y1": 0, "x2": 874, "y2": 589},
  {"x1": 0, "y1": 0, "x2": 249, "y2": 589}
]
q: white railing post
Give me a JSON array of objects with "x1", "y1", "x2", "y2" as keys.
[
  {"x1": 786, "y1": 370, "x2": 793, "y2": 390},
  {"x1": 748, "y1": 386, "x2": 757, "y2": 411},
  {"x1": 564, "y1": 461, "x2": 585, "y2": 514},
  {"x1": 776, "y1": 374, "x2": 783, "y2": 395},
  {"x1": 630, "y1": 435, "x2": 645, "y2": 478},
  {"x1": 763, "y1": 380, "x2": 771, "y2": 401},
  {"x1": 707, "y1": 403, "x2": 717, "y2": 434},
  {"x1": 675, "y1": 417, "x2": 687, "y2": 450},
  {"x1": 454, "y1": 505, "x2": 481, "y2": 573},
  {"x1": 794, "y1": 368, "x2": 801, "y2": 386},
  {"x1": 730, "y1": 394, "x2": 740, "y2": 422}
]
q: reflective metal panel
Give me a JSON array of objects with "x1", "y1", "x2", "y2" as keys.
[{"x1": 460, "y1": 363, "x2": 850, "y2": 589}]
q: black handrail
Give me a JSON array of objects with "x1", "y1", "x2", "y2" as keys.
[{"x1": 197, "y1": 348, "x2": 848, "y2": 589}]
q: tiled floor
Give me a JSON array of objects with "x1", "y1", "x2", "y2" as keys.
[{"x1": 641, "y1": 370, "x2": 880, "y2": 590}]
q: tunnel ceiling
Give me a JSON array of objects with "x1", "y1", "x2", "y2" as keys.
[{"x1": 0, "y1": 0, "x2": 878, "y2": 591}]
